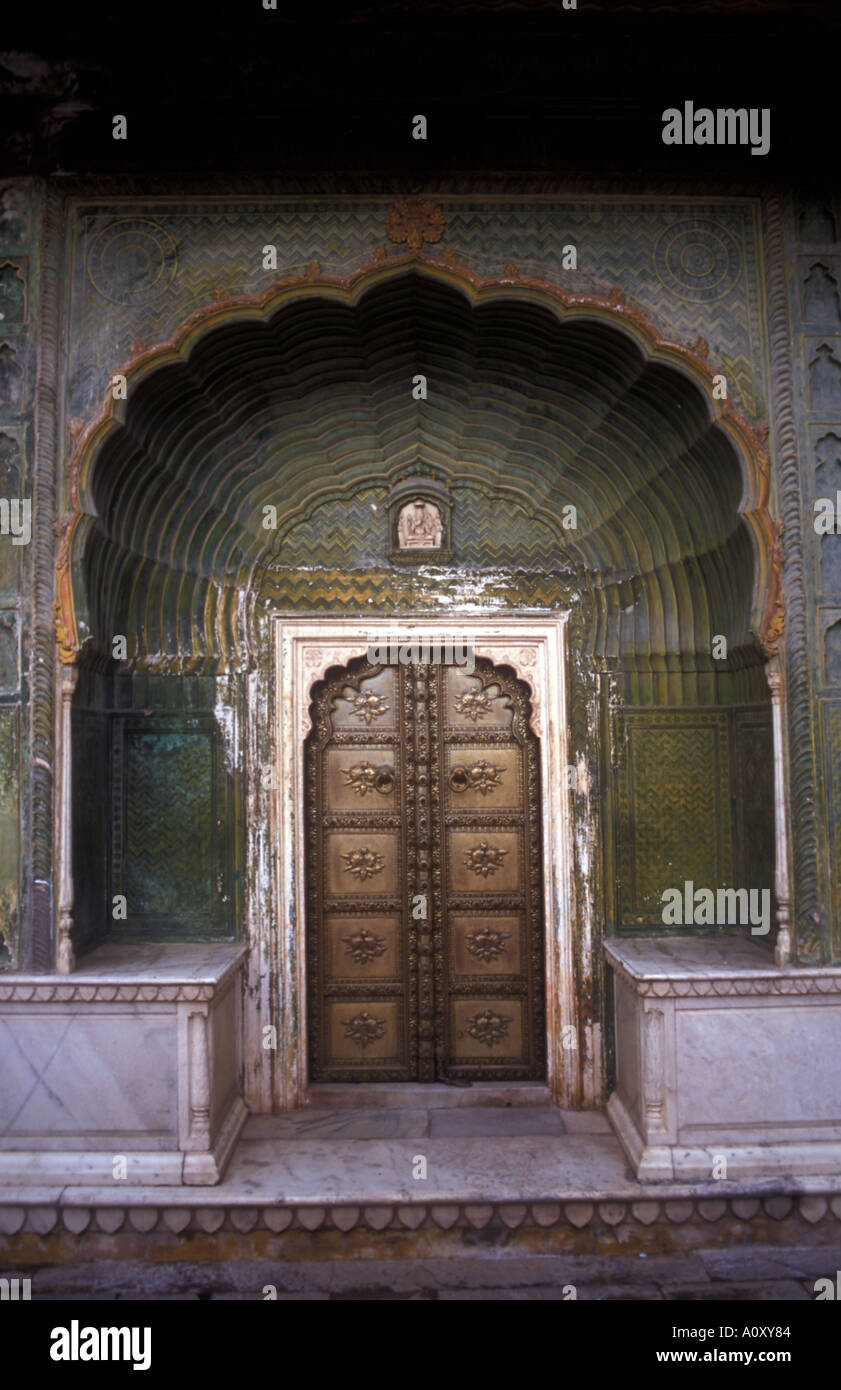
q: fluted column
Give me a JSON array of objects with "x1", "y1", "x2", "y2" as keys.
[
  {"x1": 55, "y1": 664, "x2": 77, "y2": 974},
  {"x1": 763, "y1": 194, "x2": 821, "y2": 961},
  {"x1": 767, "y1": 658, "x2": 792, "y2": 966},
  {"x1": 28, "y1": 182, "x2": 66, "y2": 970},
  {"x1": 188, "y1": 1009, "x2": 212, "y2": 1145}
]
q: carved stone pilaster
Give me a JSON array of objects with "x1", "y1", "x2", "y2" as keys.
[
  {"x1": 188, "y1": 1009, "x2": 212, "y2": 1145},
  {"x1": 643, "y1": 1007, "x2": 666, "y2": 1133}
]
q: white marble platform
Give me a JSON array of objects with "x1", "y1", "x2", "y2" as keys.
[
  {"x1": 0, "y1": 943, "x2": 248, "y2": 1186},
  {"x1": 0, "y1": 942, "x2": 247, "y2": 996},
  {"x1": 606, "y1": 935, "x2": 841, "y2": 988},
  {"x1": 1, "y1": 1104, "x2": 840, "y2": 1250},
  {"x1": 605, "y1": 936, "x2": 841, "y2": 1182}
]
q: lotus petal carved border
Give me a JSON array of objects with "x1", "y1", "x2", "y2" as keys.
[
  {"x1": 606, "y1": 959, "x2": 841, "y2": 999},
  {"x1": 7, "y1": 1193, "x2": 838, "y2": 1238},
  {"x1": 0, "y1": 981, "x2": 218, "y2": 1002}
]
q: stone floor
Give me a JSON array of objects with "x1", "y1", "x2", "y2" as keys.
[
  {"x1": 4, "y1": 1092, "x2": 840, "y2": 1293},
  {"x1": 17, "y1": 1244, "x2": 840, "y2": 1299},
  {"x1": 7, "y1": 1085, "x2": 841, "y2": 1208},
  {"x1": 225, "y1": 1088, "x2": 619, "y2": 1205}
]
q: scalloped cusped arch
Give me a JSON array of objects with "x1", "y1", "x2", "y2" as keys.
[{"x1": 65, "y1": 267, "x2": 772, "y2": 674}]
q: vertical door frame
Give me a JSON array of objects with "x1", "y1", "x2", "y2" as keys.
[{"x1": 254, "y1": 612, "x2": 579, "y2": 1110}]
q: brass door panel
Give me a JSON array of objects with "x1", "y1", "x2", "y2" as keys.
[
  {"x1": 326, "y1": 749, "x2": 397, "y2": 809},
  {"x1": 448, "y1": 830, "x2": 522, "y2": 893},
  {"x1": 324, "y1": 831, "x2": 400, "y2": 896},
  {"x1": 329, "y1": 667, "x2": 397, "y2": 730},
  {"x1": 447, "y1": 666, "x2": 516, "y2": 729},
  {"x1": 325, "y1": 915, "x2": 401, "y2": 982},
  {"x1": 445, "y1": 745, "x2": 522, "y2": 809},
  {"x1": 451, "y1": 914, "x2": 522, "y2": 976},
  {"x1": 451, "y1": 999, "x2": 524, "y2": 1063},
  {"x1": 306, "y1": 655, "x2": 544, "y2": 1082}
]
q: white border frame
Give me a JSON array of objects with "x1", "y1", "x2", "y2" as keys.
[{"x1": 248, "y1": 613, "x2": 577, "y2": 1110}]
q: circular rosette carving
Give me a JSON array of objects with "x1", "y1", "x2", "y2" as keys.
[
  {"x1": 385, "y1": 197, "x2": 446, "y2": 253},
  {"x1": 653, "y1": 219, "x2": 741, "y2": 303},
  {"x1": 341, "y1": 927, "x2": 388, "y2": 965}
]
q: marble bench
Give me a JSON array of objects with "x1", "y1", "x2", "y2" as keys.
[
  {"x1": 605, "y1": 935, "x2": 841, "y2": 1182},
  {"x1": 0, "y1": 943, "x2": 247, "y2": 1186}
]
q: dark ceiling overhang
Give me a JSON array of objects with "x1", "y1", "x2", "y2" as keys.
[{"x1": 0, "y1": 1, "x2": 835, "y2": 177}]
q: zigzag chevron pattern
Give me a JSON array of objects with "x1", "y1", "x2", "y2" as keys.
[
  {"x1": 276, "y1": 484, "x2": 568, "y2": 569},
  {"x1": 279, "y1": 491, "x2": 389, "y2": 566},
  {"x1": 258, "y1": 567, "x2": 571, "y2": 612},
  {"x1": 453, "y1": 487, "x2": 565, "y2": 567}
]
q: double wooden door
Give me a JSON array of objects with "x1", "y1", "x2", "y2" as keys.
[{"x1": 305, "y1": 655, "x2": 545, "y2": 1082}]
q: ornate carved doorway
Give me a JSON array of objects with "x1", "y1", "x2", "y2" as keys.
[{"x1": 305, "y1": 655, "x2": 545, "y2": 1082}]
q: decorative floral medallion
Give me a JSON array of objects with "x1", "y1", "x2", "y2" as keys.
[
  {"x1": 385, "y1": 197, "x2": 446, "y2": 253},
  {"x1": 341, "y1": 846, "x2": 386, "y2": 882},
  {"x1": 453, "y1": 689, "x2": 492, "y2": 723},
  {"x1": 87, "y1": 217, "x2": 178, "y2": 305},
  {"x1": 350, "y1": 690, "x2": 390, "y2": 724},
  {"x1": 653, "y1": 218, "x2": 741, "y2": 304},
  {"x1": 343, "y1": 761, "x2": 395, "y2": 796},
  {"x1": 342, "y1": 927, "x2": 388, "y2": 965},
  {"x1": 463, "y1": 840, "x2": 508, "y2": 878},
  {"x1": 462, "y1": 1008, "x2": 511, "y2": 1048},
  {"x1": 449, "y1": 758, "x2": 504, "y2": 796},
  {"x1": 465, "y1": 926, "x2": 511, "y2": 963},
  {"x1": 343, "y1": 1010, "x2": 388, "y2": 1048}
]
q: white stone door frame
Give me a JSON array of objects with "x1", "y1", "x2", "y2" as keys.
[{"x1": 252, "y1": 612, "x2": 577, "y2": 1111}]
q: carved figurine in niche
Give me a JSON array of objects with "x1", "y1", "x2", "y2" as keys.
[{"x1": 397, "y1": 498, "x2": 443, "y2": 550}]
